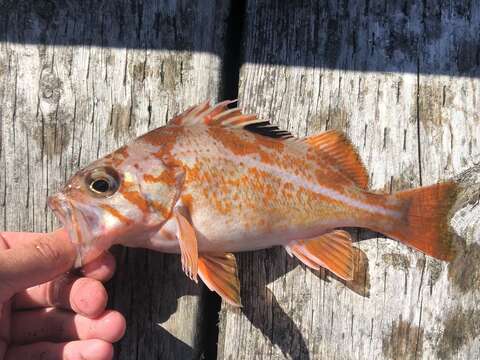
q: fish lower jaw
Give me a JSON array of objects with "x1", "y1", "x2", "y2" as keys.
[
  {"x1": 73, "y1": 244, "x2": 106, "y2": 268},
  {"x1": 73, "y1": 249, "x2": 84, "y2": 268}
]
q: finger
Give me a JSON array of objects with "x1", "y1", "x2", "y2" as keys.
[
  {"x1": 80, "y1": 251, "x2": 116, "y2": 281},
  {"x1": 0, "y1": 339, "x2": 6, "y2": 360},
  {"x1": 0, "y1": 229, "x2": 67, "y2": 249},
  {"x1": 0, "y1": 301, "x2": 11, "y2": 351},
  {"x1": 1, "y1": 231, "x2": 116, "y2": 282},
  {"x1": 0, "y1": 233, "x2": 8, "y2": 249},
  {"x1": 11, "y1": 308, "x2": 126, "y2": 344},
  {"x1": 0, "y1": 230, "x2": 76, "y2": 302},
  {"x1": 0, "y1": 233, "x2": 11, "y2": 356},
  {"x1": 5, "y1": 339, "x2": 114, "y2": 360},
  {"x1": 13, "y1": 275, "x2": 108, "y2": 318}
]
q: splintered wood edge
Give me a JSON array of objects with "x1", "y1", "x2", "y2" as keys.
[{"x1": 450, "y1": 163, "x2": 480, "y2": 243}]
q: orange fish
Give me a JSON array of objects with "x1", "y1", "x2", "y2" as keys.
[{"x1": 48, "y1": 101, "x2": 457, "y2": 306}]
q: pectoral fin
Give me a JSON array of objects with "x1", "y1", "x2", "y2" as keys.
[
  {"x1": 174, "y1": 205, "x2": 198, "y2": 282},
  {"x1": 198, "y1": 253, "x2": 241, "y2": 307},
  {"x1": 286, "y1": 230, "x2": 354, "y2": 281}
]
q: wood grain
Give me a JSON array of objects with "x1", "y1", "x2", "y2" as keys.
[
  {"x1": 0, "y1": 1, "x2": 229, "y2": 359},
  {"x1": 2, "y1": 0, "x2": 480, "y2": 359},
  {"x1": 218, "y1": 1, "x2": 480, "y2": 359}
]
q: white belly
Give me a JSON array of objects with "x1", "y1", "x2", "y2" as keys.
[
  {"x1": 146, "y1": 217, "x2": 280, "y2": 254},
  {"x1": 145, "y1": 214, "x2": 330, "y2": 254}
]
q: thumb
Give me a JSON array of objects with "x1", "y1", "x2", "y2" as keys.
[{"x1": 0, "y1": 229, "x2": 76, "y2": 302}]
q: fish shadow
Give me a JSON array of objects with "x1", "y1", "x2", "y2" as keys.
[
  {"x1": 232, "y1": 230, "x2": 371, "y2": 360},
  {"x1": 105, "y1": 232, "x2": 370, "y2": 360},
  {"x1": 106, "y1": 247, "x2": 208, "y2": 359}
]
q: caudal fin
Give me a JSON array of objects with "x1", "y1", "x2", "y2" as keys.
[{"x1": 384, "y1": 182, "x2": 458, "y2": 261}]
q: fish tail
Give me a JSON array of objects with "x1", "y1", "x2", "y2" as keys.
[{"x1": 379, "y1": 182, "x2": 458, "y2": 261}]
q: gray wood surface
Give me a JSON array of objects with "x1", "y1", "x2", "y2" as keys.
[
  {"x1": 0, "y1": 1, "x2": 229, "y2": 359},
  {"x1": 1, "y1": 0, "x2": 480, "y2": 359},
  {"x1": 218, "y1": 1, "x2": 480, "y2": 359}
]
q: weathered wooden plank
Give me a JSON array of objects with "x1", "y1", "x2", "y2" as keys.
[
  {"x1": 218, "y1": 1, "x2": 480, "y2": 359},
  {"x1": 0, "y1": 1, "x2": 230, "y2": 358}
]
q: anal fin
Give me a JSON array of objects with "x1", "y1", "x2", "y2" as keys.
[
  {"x1": 198, "y1": 253, "x2": 241, "y2": 307},
  {"x1": 286, "y1": 230, "x2": 354, "y2": 281}
]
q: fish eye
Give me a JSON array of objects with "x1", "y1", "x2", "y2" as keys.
[
  {"x1": 91, "y1": 178, "x2": 110, "y2": 193},
  {"x1": 86, "y1": 167, "x2": 120, "y2": 197}
]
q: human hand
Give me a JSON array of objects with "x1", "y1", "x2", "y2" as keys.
[{"x1": 0, "y1": 229, "x2": 126, "y2": 359}]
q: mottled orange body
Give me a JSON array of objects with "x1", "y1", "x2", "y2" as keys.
[{"x1": 48, "y1": 101, "x2": 457, "y2": 305}]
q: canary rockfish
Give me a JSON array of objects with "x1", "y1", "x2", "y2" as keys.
[{"x1": 48, "y1": 101, "x2": 458, "y2": 306}]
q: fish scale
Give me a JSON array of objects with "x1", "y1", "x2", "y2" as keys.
[{"x1": 48, "y1": 101, "x2": 458, "y2": 306}]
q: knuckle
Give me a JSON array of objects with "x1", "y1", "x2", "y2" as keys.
[
  {"x1": 0, "y1": 233, "x2": 8, "y2": 249},
  {"x1": 32, "y1": 238, "x2": 62, "y2": 264},
  {"x1": 0, "y1": 284, "x2": 13, "y2": 303}
]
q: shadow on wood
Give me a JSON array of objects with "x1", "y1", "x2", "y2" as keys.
[
  {"x1": 1, "y1": 0, "x2": 479, "y2": 76},
  {"x1": 226, "y1": 244, "x2": 370, "y2": 360},
  {"x1": 106, "y1": 247, "x2": 215, "y2": 359},
  {"x1": 235, "y1": 251, "x2": 311, "y2": 360},
  {"x1": 222, "y1": 163, "x2": 480, "y2": 359}
]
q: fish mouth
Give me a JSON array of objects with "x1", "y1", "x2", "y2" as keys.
[
  {"x1": 48, "y1": 194, "x2": 69, "y2": 229},
  {"x1": 48, "y1": 193, "x2": 94, "y2": 267}
]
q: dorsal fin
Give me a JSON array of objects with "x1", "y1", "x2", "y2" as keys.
[
  {"x1": 244, "y1": 121, "x2": 295, "y2": 139},
  {"x1": 169, "y1": 101, "x2": 294, "y2": 140},
  {"x1": 303, "y1": 130, "x2": 369, "y2": 189},
  {"x1": 171, "y1": 103, "x2": 368, "y2": 188}
]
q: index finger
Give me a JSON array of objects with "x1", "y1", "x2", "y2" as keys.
[
  {"x1": 0, "y1": 232, "x2": 9, "y2": 250},
  {"x1": 0, "y1": 231, "x2": 67, "y2": 249},
  {"x1": 1, "y1": 231, "x2": 116, "y2": 281},
  {"x1": 0, "y1": 230, "x2": 76, "y2": 303}
]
